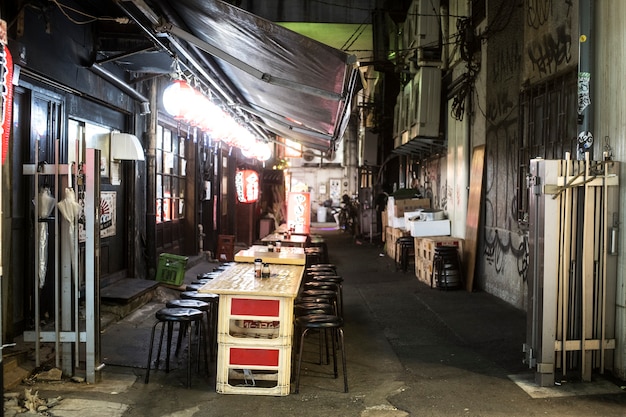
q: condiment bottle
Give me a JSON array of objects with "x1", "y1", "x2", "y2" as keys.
[
  {"x1": 254, "y1": 258, "x2": 263, "y2": 278},
  {"x1": 261, "y1": 263, "x2": 270, "y2": 279}
]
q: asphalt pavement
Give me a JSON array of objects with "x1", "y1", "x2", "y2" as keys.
[{"x1": 4, "y1": 225, "x2": 626, "y2": 417}]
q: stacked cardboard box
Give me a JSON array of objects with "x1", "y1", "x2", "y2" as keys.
[
  {"x1": 385, "y1": 226, "x2": 411, "y2": 260},
  {"x1": 387, "y1": 197, "x2": 431, "y2": 228},
  {"x1": 413, "y1": 236, "x2": 464, "y2": 286}
]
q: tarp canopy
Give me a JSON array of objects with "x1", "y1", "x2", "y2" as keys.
[{"x1": 124, "y1": 0, "x2": 359, "y2": 151}]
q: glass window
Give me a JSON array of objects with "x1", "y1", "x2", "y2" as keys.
[{"x1": 156, "y1": 125, "x2": 187, "y2": 222}]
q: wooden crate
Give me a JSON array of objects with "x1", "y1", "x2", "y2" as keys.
[
  {"x1": 385, "y1": 227, "x2": 411, "y2": 260},
  {"x1": 414, "y1": 256, "x2": 433, "y2": 286},
  {"x1": 418, "y1": 236, "x2": 464, "y2": 261}
]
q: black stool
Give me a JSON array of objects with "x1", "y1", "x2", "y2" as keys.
[
  {"x1": 302, "y1": 281, "x2": 342, "y2": 317},
  {"x1": 294, "y1": 314, "x2": 348, "y2": 394},
  {"x1": 431, "y1": 246, "x2": 463, "y2": 290},
  {"x1": 298, "y1": 289, "x2": 339, "y2": 316},
  {"x1": 180, "y1": 291, "x2": 220, "y2": 358},
  {"x1": 166, "y1": 298, "x2": 211, "y2": 373},
  {"x1": 304, "y1": 247, "x2": 324, "y2": 266},
  {"x1": 307, "y1": 275, "x2": 344, "y2": 317},
  {"x1": 395, "y1": 236, "x2": 415, "y2": 272},
  {"x1": 145, "y1": 307, "x2": 205, "y2": 388}
]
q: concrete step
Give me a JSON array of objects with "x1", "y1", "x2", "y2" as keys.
[
  {"x1": 3, "y1": 350, "x2": 31, "y2": 390},
  {"x1": 100, "y1": 278, "x2": 161, "y2": 323}
]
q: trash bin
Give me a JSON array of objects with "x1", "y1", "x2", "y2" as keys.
[
  {"x1": 155, "y1": 253, "x2": 189, "y2": 286},
  {"x1": 317, "y1": 206, "x2": 327, "y2": 222}
]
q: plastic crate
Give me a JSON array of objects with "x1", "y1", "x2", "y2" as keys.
[{"x1": 155, "y1": 253, "x2": 189, "y2": 286}]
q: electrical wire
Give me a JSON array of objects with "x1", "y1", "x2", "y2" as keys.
[{"x1": 49, "y1": 0, "x2": 124, "y2": 25}]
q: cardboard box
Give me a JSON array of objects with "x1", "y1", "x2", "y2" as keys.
[
  {"x1": 395, "y1": 198, "x2": 430, "y2": 216},
  {"x1": 390, "y1": 216, "x2": 405, "y2": 229},
  {"x1": 387, "y1": 196, "x2": 397, "y2": 218},
  {"x1": 408, "y1": 219, "x2": 451, "y2": 237}
]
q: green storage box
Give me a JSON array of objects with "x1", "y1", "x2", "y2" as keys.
[{"x1": 156, "y1": 254, "x2": 189, "y2": 286}]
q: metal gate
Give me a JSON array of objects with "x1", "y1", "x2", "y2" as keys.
[{"x1": 525, "y1": 156, "x2": 619, "y2": 386}]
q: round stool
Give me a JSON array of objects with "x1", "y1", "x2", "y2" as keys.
[
  {"x1": 298, "y1": 289, "x2": 339, "y2": 317},
  {"x1": 185, "y1": 283, "x2": 205, "y2": 292},
  {"x1": 294, "y1": 314, "x2": 348, "y2": 394},
  {"x1": 306, "y1": 275, "x2": 344, "y2": 317},
  {"x1": 166, "y1": 299, "x2": 211, "y2": 373},
  {"x1": 181, "y1": 291, "x2": 220, "y2": 358},
  {"x1": 145, "y1": 307, "x2": 205, "y2": 388},
  {"x1": 309, "y1": 263, "x2": 337, "y2": 272},
  {"x1": 304, "y1": 247, "x2": 323, "y2": 266}
]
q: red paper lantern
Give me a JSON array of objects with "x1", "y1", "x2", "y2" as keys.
[{"x1": 235, "y1": 169, "x2": 259, "y2": 203}]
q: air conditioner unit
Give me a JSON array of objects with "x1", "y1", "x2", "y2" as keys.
[
  {"x1": 406, "y1": 0, "x2": 441, "y2": 50},
  {"x1": 291, "y1": 141, "x2": 344, "y2": 167},
  {"x1": 408, "y1": 66, "x2": 441, "y2": 139}
]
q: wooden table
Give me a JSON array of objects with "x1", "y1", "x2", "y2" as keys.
[
  {"x1": 198, "y1": 263, "x2": 304, "y2": 395},
  {"x1": 261, "y1": 233, "x2": 309, "y2": 247},
  {"x1": 234, "y1": 245, "x2": 305, "y2": 265}
]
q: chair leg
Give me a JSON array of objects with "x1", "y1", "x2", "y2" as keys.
[
  {"x1": 145, "y1": 321, "x2": 161, "y2": 384},
  {"x1": 186, "y1": 321, "x2": 192, "y2": 388},
  {"x1": 331, "y1": 328, "x2": 338, "y2": 378},
  {"x1": 295, "y1": 327, "x2": 311, "y2": 394},
  {"x1": 165, "y1": 322, "x2": 174, "y2": 373},
  {"x1": 338, "y1": 327, "x2": 348, "y2": 392}
]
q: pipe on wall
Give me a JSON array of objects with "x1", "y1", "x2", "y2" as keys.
[{"x1": 89, "y1": 64, "x2": 151, "y2": 114}]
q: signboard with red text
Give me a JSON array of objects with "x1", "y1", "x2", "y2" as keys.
[{"x1": 287, "y1": 192, "x2": 310, "y2": 234}]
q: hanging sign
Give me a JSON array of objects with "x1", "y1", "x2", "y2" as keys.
[
  {"x1": 287, "y1": 192, "x2": 311, "y2": 234},
  {"x1": 1, "y1": 22, "x2": 13, "y2": 165},
  {"x1": 235, "y1": 169, "x2": 259, "y2": 203}
]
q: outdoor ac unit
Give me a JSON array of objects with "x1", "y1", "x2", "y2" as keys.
[
  {"x1": 291, "y1": 141, "x2": 344, "y2": 167},
  {"x1": 405, "y1": 0, "x2": 441, "y2": 50},
  {"x1": 408, "y1": 66, "x2": 441, "y2": 139}
]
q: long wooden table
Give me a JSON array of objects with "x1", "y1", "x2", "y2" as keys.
[
  {"x1": 261, "y1": 232, "x2": 309, "y2": 247},
  {"x1": 234, "y1": 245, "x2": 305, "y2": 265},
  {"x1": 198, "y1": 262, "x2": 304, "y2": 395}
]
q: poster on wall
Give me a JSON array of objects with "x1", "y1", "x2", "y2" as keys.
[
  {"x1": 78, "y1": 191, "x2": 117, "y2": 242},
  {"x1": 329, "y1": 179, "x2": 341, "y2": 203},
  {"x1": 100, "y1": 191, "x2": 116, "y2": 238}
]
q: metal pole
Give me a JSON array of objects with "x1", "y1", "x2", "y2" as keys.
[{"x1": 84, "y1": 148, "x2": 102, "y2": 383}]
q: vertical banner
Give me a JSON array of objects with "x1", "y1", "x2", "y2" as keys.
[
  {"x1": 1, "y1": 19, "x2": 13, "y2": 165},
  {"x1": 287, "y1": 192, "x2": 311, "y2": 234}
]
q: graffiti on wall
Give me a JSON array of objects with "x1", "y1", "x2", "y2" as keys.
[
  {"x1": 482, "y1": 2, "x2": 528, "y2": 283},
  {"x1": 524, "y1": 0, "x2": 576, "y2": 81}
]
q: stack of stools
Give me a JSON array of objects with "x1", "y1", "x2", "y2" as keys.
[
  {"x1": 431, "y1": 246, "x2": 463, "y2": 290},
  {"x1": 145, "y1": 306, "x2": 206, "y2": 388},
  {"x1": 293, "y1": 263, "x2": 348, "y2": 393},
  {"x1": 395, "y1": 236, "x2": 415, "y2": 272}
]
